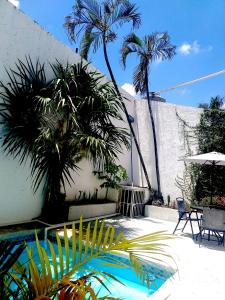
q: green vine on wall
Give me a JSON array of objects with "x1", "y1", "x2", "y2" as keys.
[
  {"x1": 175, "y1": 110, "x2": 199, "y2": 203},
  {"x1": 176, "y1": 96, "x2": 225, "y2": 204}
]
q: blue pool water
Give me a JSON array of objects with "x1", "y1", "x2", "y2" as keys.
[{"x1": 18, "y1": 241, "x2": 172, "y2": 299}]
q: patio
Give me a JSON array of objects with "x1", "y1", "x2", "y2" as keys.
[{"x1": 105, "y1": 216, "x2": 225, "y2": 300}]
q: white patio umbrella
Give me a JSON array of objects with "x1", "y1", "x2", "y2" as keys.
[{"x1": 184, "y1": 151, "x2": 225, "y2": 204}]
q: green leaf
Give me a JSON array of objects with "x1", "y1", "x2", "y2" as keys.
[
  {"x1": 56, "y1": 232, "x2": 64, "y2": 278},
  {"x1": 64, "y1": 225, "x2": 70, "y2": 273},
  {"x1": 78, "y1": 216, "x2": 83, "y2": 263},
  {"x1": 72, "y1": 223, "x2": 77, "y2": 266},
  {"x1": 48, "y1": 240, "x2": 58, "y2": 280}
]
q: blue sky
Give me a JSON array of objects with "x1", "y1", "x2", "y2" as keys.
[{"x1": 14, "y1": 0, "x2": 225, "y2": 107}]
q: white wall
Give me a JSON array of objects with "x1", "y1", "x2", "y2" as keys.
[
  {"x1": 0, "y1": 0, "x2": 203, "y2": 224},
  {"x1": 64, "y1": 97, "x2": 138, "y2": 201},
  {"x1": 136, "y1": 100, "x2": 202, "y2": 202},
  {"x1": 0, "y1": 145, "x2": 43, "y2": 225},
  {"x1": 0, "y1": 0, "x2": 137, "y2": 224}
]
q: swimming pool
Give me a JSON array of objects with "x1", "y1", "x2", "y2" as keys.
[{"x1": 18, "y1": 240, "x2": 173, "y2": 299}]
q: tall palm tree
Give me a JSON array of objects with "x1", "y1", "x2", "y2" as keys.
[
  {"x1": 64, "y1": 0, "x2": 152, "y2": 190},
  {"x1": 121, "y1": 33, "x2": 176, "y2": 198}
]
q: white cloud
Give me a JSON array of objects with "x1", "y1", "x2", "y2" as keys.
[
  {"x1": 8, "y1": 0, "x2": 20, "y2": 8},
  {"x1": 178, "y1": 40, "x2": 213, "y2": 56},
  {"x1": 121, "y1": 83, "x2": 136, "y2": 97},
  {"x1": 178, "y1": 41, "x2": 200, "y2": 55}
]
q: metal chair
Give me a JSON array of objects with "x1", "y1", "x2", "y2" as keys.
[
  {"x1": 199, "y1": 207, "x2": 225, "y2": 246},
  {"x1": 173, "y1": 197, "x2": 200, "y2": 238}
]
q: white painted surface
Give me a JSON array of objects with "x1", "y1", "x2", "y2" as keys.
[
  {"x1": 68, "y1": 203, "x2": 117, "y2": 221},
  {"x1": 105, "y1": 216, "x2": 225, "y2": 300},
  {"x1": 144, "y1": 205, "x2": 178, "y2": 222},
  {"x1": 0, "y1": 0, "x2": 136, "y2": 224},
  {"x1": 136, "y1": 100, "x2": 202, "y2": 202},
  {"x1": 0, "y1": 147, "x2": 43, "y2": 225}
]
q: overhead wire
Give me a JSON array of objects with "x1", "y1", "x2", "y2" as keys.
[{"x1": 156, "y1": 69, "x2": 225, "y2": 95}]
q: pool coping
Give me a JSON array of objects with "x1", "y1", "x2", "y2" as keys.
[{"x1": 150, "y1": 271, "x2": 178, "y2": 299}]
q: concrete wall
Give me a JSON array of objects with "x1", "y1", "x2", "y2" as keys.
[
  {"x1": 0, "y1": 0, "x2": 138, "y2": 224},
  {"x1": 135, "y1": 100, "x2": 202, "y2": 202},
  {"x1": 0, "y1": 0, "x2": 203, "y2": 225}
]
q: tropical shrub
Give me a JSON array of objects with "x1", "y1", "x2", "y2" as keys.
[
  {"x1": 195, "y1": 96, "x2": 225, "y2": 201},
  {"x1": 93, "y1": 163, "x2": 128, "y2": 199},
  {"x1": 0, "y1": 58, "x2": 129, "y2": 221}
]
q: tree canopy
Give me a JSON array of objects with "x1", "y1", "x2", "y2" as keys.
[{"x1": 195, "y1": 96, "x2": 225, "y2": 201}]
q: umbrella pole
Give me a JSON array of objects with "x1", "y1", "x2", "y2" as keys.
[{"x1": 210, "y1": 161, "x2": 215, "y2": 205}]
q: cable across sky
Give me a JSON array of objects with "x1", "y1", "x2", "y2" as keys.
[{"x1": 157, "y1": 69, "x2": 225, "y2": 95}]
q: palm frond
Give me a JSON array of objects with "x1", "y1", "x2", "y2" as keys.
[
  {"x1": 14, "y1": 217, "x2": 175, "y2": 298},
  {"x1": 65, "y1": 0, "x2": 141, "y2": 58},
  {"x1": 0, "y1": 57, "x2": 50, "y2": 165},
  {"x1": 109, "y1": 0, "x2": 141, "y2": 29},
  {"x1": 80, "y1": 30, "x2": 102, "y2": 59},
  {"x1": 121, "y1": 33, "x2": 142, "y2": 67},
  {"x1": 145, "y1": 32, "x2": 176, "y2": 62},
  {"x1": 123, "y1": 32, "x2": 142, "y2": 47},
  {"x1": 133, "y1": 55, "x2": 148, "y2": 95},
  {"x1": 65, "y1": 0, "x2": 102, "y2": 43},
  {"x1": 0, "y1": 240, "x2": 26, "y2": 298}
]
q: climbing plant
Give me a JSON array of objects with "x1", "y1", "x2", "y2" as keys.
[
  {"x1": 175, "y1": 111, "x2": 198, "y2": 203},
  {"x1": 176, "y1": 96, "x2": 225, "y2": 204}
]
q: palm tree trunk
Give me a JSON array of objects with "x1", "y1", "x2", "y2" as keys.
[
  {"x1": 145, "y1": 68, "x2": 161, "y2": 197},
  {"x1": 102, "y1": 40, "x2": 151, "y2": 190},
  {"x1": 105, "y1": 187, "x2": 109, "y2": 200}
]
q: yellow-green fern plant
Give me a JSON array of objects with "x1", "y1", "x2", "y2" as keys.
[{"x1": 7, "y1": 217, "x2": 175, "y2": 299}]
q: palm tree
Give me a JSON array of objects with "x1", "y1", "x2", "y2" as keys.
[
  {"x1": 209, "y1": 95, "x2": 224, "y2": 109},
  {"x1": 4, "y1": 218, "x2": 174, "y2": 299},
  {"x1": 64, "y1": 0, "x2": 152, "y2": 190},
  {"x1": 0, "y1": 58, "x2": 129, "y2": 221},
  {"x1": 121, "y1": 33, "x2": 176, "y2": 198}
]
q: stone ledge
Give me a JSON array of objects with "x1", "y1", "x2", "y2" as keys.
[
  {"x1": 68, "y1": 202, "x2": 117, "y2": 221},
  {"x1": 145, "y1": 205, "x2": 177, "y2": 222}
]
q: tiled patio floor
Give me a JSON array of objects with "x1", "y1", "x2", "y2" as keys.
[{"x1": 105, "y1": 216, "x2": 225, "y2": 300}]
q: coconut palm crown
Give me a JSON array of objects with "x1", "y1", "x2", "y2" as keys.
[
  {"x1": 121, "y1": 32, "x2": 176, "y2": 94},
  {"x1": 121, "y1": 32, "x2": 176, "y2": 198},
  {"x1": 65, "y1": 0, "x2": 141, "y2": 59}
]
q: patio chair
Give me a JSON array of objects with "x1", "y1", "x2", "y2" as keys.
[
  {"x1": 199, "y1": 207, "x2": 225, "y2": 246},
  {"x1": 173, "y1": 197, "x2": 201, "y2": 238}
]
